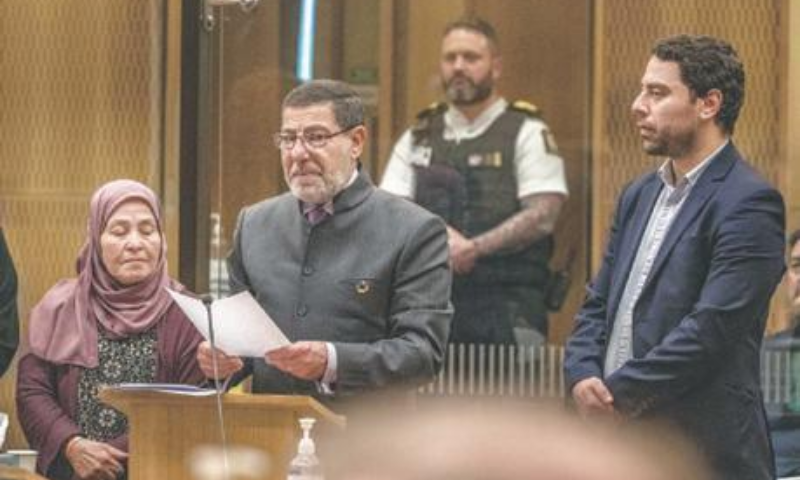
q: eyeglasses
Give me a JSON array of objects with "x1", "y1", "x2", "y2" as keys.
[{"x1": 272, "y1": 124, "x2": 361, "y2": 151}]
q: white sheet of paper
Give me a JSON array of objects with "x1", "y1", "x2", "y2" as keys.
[{"x1": 167, "y1": 289, "x2": 290, "y2": 358}]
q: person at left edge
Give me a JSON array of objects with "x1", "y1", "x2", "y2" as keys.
[
  {"x1": 763, "y1": 228, "x2": 800, "y2": 477},
  {"x1": 197, "y1": 79, "x2": 452, "y2": 409},
  {"x1": 0, "y1": 225, "x2": 19, "y2": 377},
  {"x1": 16, "y1": 179, "x2": 206, "y2": 480}
]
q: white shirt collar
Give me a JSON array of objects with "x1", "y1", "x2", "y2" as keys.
[
  {"x1": 657, "y1": 139, "x2": 729, "y2": 188},
  {"x1": 443, "y1": 98, "x2": 508, "y2": 143},
  {"x1": 343, "y1": 168, "x2": 359, "y2": 189}
]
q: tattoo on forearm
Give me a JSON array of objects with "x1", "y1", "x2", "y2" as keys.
[{"x1": 473, "y1": 193, "x2": 563, "y2": 256}]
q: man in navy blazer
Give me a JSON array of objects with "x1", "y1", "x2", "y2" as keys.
[{"x1": 564, "y1": 35, "x2": 785, "y2": 480}]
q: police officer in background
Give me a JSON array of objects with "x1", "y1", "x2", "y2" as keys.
[{"x1": 380, "y1": 16, "x2": 568, "y2": 347}]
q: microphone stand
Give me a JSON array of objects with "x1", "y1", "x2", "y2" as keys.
[
  {"x1": 203, "y1": 295, "x2": 230, "y2": 480},
  {"x1": 203, "y1": 296, "x2": 222, "y2": 390}
]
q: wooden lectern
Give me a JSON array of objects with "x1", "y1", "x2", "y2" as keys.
[
  {"x1": 0, "y1": 465, "x2": 49, "y2": 480},
  {"x1": 100, "y1": 389, "x2": 345, "y2": 480}
]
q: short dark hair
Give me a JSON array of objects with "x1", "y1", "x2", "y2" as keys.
[
  {"x1": 443, "y1": 16, "x2": 499, "y2": 53},
  {"x1": 652, "y1": 34, "x2": 745, "y2": 135},
  {"x1": 282, "y1": 79, "x2": 364, "y2": 129},
  {"x1": 790, "y1": 229, "x2": 800, "y2": 251}
]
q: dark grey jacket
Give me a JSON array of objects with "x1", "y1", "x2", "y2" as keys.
[{"x1": 228, "y1": 170, "x2": 452, "y2": 402}]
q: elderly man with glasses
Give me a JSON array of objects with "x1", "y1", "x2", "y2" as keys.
[{"x1": 197, "y1": 79, "x2": 453, "y2": 412}]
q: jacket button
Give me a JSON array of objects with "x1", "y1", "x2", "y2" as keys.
[
  {"x1": 296, "y1": 305, "x2": 308, "y2": 317},
  {"x1": 302, "y1": 265, "x2": 314, "y2": 276}
]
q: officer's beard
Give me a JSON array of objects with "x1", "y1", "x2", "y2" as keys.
[{"x1": 443, "y1": 74, "x2": 493, "y2": 106}]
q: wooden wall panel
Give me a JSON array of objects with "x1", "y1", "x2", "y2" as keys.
[{"x1": 401, "y1": 0, "x2": 467, "y2": 125}]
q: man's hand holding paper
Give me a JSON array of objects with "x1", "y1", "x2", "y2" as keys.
[{"x1": 266, "y1": 341, "x2": 328, "y2": 381}]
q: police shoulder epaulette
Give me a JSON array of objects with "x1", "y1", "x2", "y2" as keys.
[
  {"x1": 411, "y1": 102, "x2": 447, "y2": 146},
  {"x1": 508, "y1": 100, "x2": 542, "y2": 119},
  {"x1": 415, "y1": 101, "x2": 448, "y2": 120}
]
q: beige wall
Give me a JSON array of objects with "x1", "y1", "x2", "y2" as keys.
[{"x1": 402, "y1": 1, "x2": 467, "y2": 123}]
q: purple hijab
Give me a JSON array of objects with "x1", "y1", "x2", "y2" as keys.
[{"x1": 28, "y1": 179, "x2": 179, "y2": 368}]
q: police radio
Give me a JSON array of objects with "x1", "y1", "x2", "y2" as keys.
[{"x1": 545, "y1": 247, "x2": 576, "y2": 312}]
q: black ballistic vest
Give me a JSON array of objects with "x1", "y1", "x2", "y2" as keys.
[{"x1": 413, "y1": 107, "x2": 553, "y2": 288}]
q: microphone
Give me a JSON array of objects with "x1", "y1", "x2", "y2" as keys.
[
  {"x1": 201, "y1": 295, "x2": 224, "y2": 392},
  {"x1": 201, "y1": 295, "x2": 217, "y2": 353}
]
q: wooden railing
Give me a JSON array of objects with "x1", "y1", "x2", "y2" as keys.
[{"x1": 420, "y1": 344, "x2": 800, "y2": 406}]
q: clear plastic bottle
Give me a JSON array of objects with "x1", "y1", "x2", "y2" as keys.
[{"x1": 287, "y1": 418, "x2": 323, "y2": 480}]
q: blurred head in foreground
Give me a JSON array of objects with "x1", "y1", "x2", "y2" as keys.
[{"x1": 326, "y1": 403, "x2": 711, "y2": 480}]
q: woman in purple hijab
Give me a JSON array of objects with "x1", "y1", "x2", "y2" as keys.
[{"x1": 16, "y1": 180, "x2": 205, "y2": 480}]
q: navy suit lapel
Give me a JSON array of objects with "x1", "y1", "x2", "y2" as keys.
[
  {"x1": 607, "y1": 176, "x2": 662, "y2": 322},
  {"x1": 639, "y1": 144, "x2": 738, "y2": 296}
]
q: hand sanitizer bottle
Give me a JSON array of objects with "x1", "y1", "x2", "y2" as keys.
[{"x1": 287, "y1": 418, "x2": 323, "y2": 480}]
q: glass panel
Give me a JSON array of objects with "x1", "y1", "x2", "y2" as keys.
[
  {"x1": 196, "y1": 1, "x2": 593, "y2": 348},
  {"x1": 200, "y1": 0, "x2": 384, "y2": 299}
]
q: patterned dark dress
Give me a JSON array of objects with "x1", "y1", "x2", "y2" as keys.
[{"x1": 77, "y1": 327, "x2": 157, "y2": 442}]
